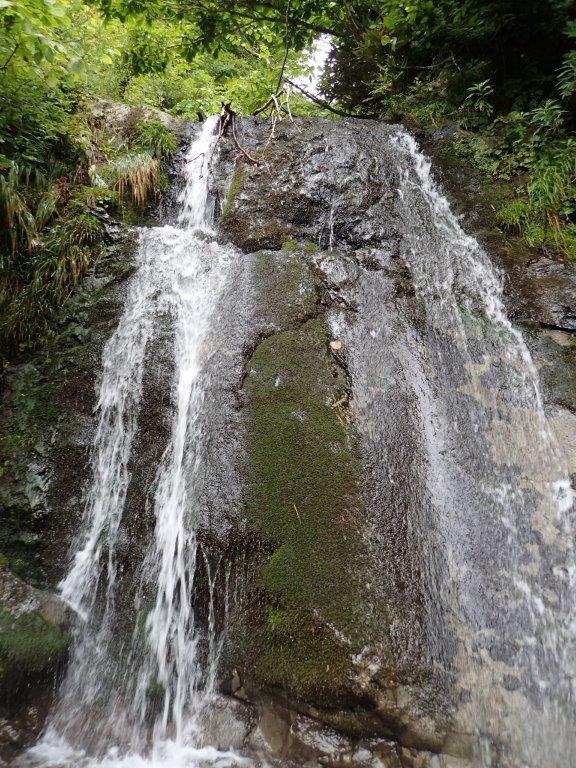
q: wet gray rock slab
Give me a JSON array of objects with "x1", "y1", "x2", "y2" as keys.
[
  {"x1": 515, "y1": 255, "x2": 576, "y2": 331},
  {"x1": 88, "y1": 99, "x2": 187, "y2": 139},
  {"x1": 211, "y1": 117, "x2": 576, "y2": 765},
  {"x1": 419, "y1": 128, "x2": 576, "y2": 415},
  {"x1": 218, "y1": 117, "x2": 401, "y2": 254}
]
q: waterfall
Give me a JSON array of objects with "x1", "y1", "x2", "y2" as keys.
[
  {"x1": 16, "y1": 116, "x2": 576, "y2": 768},
  {"x1": 321, "y1": 123, "x2": 575, "y2": 767},
  {"x1": 26, "y1": 117, "x2": 246, "y2": 768},
  {"x1": 390, "y1": 130, "x2": 576, "y2": 765}
]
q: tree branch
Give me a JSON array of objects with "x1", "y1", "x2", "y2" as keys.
[
  {"x1": 285, "y1": 79, "x2": 378, "y2": 119},
  {"x1": 0, "y1": 44, "x2": 19, "y2": 72},
  {"x1": 176, "y1": 0, "x2": 343, "y2": 38}
]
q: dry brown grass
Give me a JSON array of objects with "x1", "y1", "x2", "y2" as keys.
[{"x1": 110, "y1": 152, "x2": 160, "y2": 208}]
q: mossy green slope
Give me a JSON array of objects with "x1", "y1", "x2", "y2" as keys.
[
  {"x1": 241, "y1": 251, "x2": 369, "y2": 706},
  {"x1": 246, "y1": 316, "x2": 363, "y2": 626}
]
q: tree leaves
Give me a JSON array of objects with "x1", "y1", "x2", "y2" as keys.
[{"x1": 0, "y1": 0, "x2": 73, "y2": 75}]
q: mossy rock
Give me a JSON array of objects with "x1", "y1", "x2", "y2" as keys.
[
  {"x1": 253, "y1": 608, "x2": 354, "y2": 708},
  {"x1": 222, "y1": 164, "x2": 246, "y2": 219},
  {"x1": 242, "y1": 299, "x2": 371, "y2": 702},
  {"x1": 0, "y1": 605, "x2": 70, "y2": 696},
  {"x1": 245, "y1": 316, "x2": 364, "y2": 627}
]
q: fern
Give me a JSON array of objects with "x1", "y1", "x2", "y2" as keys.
[{"x1": 558, "y1": 51, "x2": 576, "y2": 99}]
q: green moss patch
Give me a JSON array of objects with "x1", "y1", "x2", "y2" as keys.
[
  {"x1": 243, "y1": 309, "x2": 370, "y2": 700},
  {"x1": 0, "y1": 606, "x2": 70, "y2": 693},
  {"x1": 246, "y1": 317, "x2": 364, "y2": 627},
  {"x1": 253, "y1": 608, "x2": 354, "y2": 707},
  {"x1": 222, "y1": 164, "x2": 245, "y2": 219},
  {"x1": 280, "y1": 238, "x2": 299, "y2": 251}
]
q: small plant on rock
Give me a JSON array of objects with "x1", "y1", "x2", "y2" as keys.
[
  {"x1": 105, "y1": 152, "x2": 161, "y2": 209},
  {"x1": 131, "y1": 119, "x2": 177, "y2": 160}
]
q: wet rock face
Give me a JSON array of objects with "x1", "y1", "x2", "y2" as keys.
[
  {"x1": 0, "y1": 230, "x2": 138, "y2": 589},
  {"x1": 220, "y1": 118, "x2": 401, "y2": 255},
  {"x1": 516, "y1": 256, "x2": 576, "y2": 331},
  {"x1": 419, "y1": 127, "x2": 576, "y2": 411},
  {"x1": 210, "y1": 120, "x2": 456, "y2": 755},
  {"x1": 418, "y1": 129, "x2": 576, "y2": 333},
  {"x1": 211, "y1": 118, "x2": 576, "y2": 766}
]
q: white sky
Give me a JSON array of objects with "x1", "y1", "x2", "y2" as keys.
[{"x1": 294, "y1": 34, "x2": 332, "y2": 96}]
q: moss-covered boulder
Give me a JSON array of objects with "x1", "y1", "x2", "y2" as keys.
[
  {"x1": 0, "y1": 568, "x2": 70, "y2": 697},
  {"x1": 0, "y1": 568, "x2": 70, "y2": 759}
]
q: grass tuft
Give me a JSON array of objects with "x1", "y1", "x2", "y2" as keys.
[
  {"x1": 131, "y1": 119, "x2": 177, "y2": 160},
  {"x1": 106, "y1": 152, "x2": 161, "y2": 209}
]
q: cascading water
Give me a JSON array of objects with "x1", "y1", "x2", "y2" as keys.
[
  {"x1": 25, "y1": 117, "x2": 245, "y2": 768},
  {"x1": 315, "y1": 121, "x2": 575, "y2": 766},
  {"x1": 374, "y1": 129, "x2": 575, "y2": 765}
]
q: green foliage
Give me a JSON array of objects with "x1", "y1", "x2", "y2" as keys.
[
  {"x1": 119, "y1": 39, "x2": 307, "y2": 117},
  {"x1": 0, "y1": 74, "x2": 78, "y2": 173},
  {"x1": 93, "y1": 0, "x2": 335, "y2": 55},
  {"x1": 319, "y1": 0, "x2": 575, "y2": 116},
  {"x1": 58, "y1": 210, "x2": 104, "y2": 250},
  {"x1": 558, "y1": 51, "x2": 576, "y2": 99},
  {"x1": 530, "y1": 100, "x2": 566, "y2": 137},
  {"x1": 0, "y1": 209, "x2": 104, "y2": 354},
  {"x1": 131, "y1": 119, "x2": 177, "y2": 159},
  {"x1": 0, "y1": 163, "x2": 37, "y2": 253},
  {"x1": 462, "y1": 80, "x2": 494, "y2": 125},
  {"x1": 68, "y1": 184, "x2": 119, "y2": 212},
  {"x1": 288, "y1": 0, "x2": 576, "y2": 259},
  {"x1": 496, "y1": 142, "x2": 576, "y2": 258},
  {"x1": 0, "y1": 48, "x2": 178, "y2": 356},
  {"x1": 0, "y1": 0, "x2": 71, "y2": 77},
  {"x1": 1, "y1": 0, "x2": 572, "y2": 366},
  {"x1": 0, "y1": 113, "x2": 99, "y2": 353}
]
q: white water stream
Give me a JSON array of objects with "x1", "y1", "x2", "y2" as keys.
[{"x1": 26, "y1": 117, "x2": 245, "y2": 768}]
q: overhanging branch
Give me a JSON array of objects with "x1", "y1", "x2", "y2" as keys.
[{"x1": 285, "y1": 79, "x2": 378, "y2": 119}]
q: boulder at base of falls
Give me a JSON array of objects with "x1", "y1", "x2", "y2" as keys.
[{"x1": 0, "y1": 567, "x2": 71, "y2": 760}]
